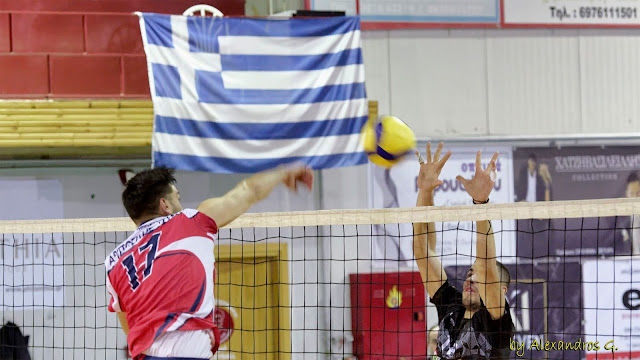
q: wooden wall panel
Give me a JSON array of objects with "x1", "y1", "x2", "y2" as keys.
[{"x1": 0, "y1": 100, "x2": 153, "y2": 152}]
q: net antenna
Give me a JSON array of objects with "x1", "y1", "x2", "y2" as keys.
[{"x1": 183, "y1": 4, "x2": 224, "y2": 17}]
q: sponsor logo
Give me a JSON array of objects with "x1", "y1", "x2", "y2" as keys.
[{"x1": 386, "y1": 285, "x2": 402, "y2": 309}]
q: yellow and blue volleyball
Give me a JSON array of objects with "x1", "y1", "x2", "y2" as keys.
[{"x1": 361, "y1": 115, "x2": 416, "y2": 168}]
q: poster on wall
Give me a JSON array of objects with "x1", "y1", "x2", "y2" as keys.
[
  {"x1": 583, "y1": 259, "x2": 640, "y2": 360},
  {"x1": 512, "y1": 146, "x2": 639, "y2": 258},
  {"x1": 369, "y1": 144, "x2": 515, "y2": 268},
  {"x1": 446, "y1": 262, "x2": 583, "y2": 360},
  {"x1": 503, "y1": 0, "x2": 640, "y2": 26},
  {"x1": 0, "y1": 179, "x2": 65, "y2": 308},
  {"x1": 307, "y1": 0, "x2": 499, "y2": 28}
]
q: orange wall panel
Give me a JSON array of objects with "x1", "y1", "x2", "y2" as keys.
[
  {"x1": 0, "y1": 0, "x2": 244, "y2": 15},
  {"x1": 0, "y1": 55, "x2": 49, "y2": 95},
  {"x1": 123, "y1": 56, "x2": 149, "y2": 95},
  {"x1": 0, "y1": 14, "x2": 9, "y2": 52},
  {"x1": 12, "y1": 14, "x2": 84, "y2": 53},
  {"x1": 50, "y1": 55, "x2": 121, "y2": 96},
  {"x1": 85, "y1": 15, "x2": 143, "y2": 54},
  {"x1": 0, "y1": 0, "x2": 245, "y2": 98}
]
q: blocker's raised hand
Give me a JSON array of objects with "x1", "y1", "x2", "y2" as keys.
[
  {"x1": 456, "y1": 151, "x2": 499, "y2": 203},
  {"x1": 416, "y1": 142, "x2": 452, "y2": 192}
]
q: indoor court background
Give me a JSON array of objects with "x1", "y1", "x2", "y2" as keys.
[{"x1": 1, "y1": 0, "x2": 639, "y2": 359}]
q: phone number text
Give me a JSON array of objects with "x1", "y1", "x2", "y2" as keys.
[{"x1": 550, "y1": 6, "x2": 637, "y2": 21}]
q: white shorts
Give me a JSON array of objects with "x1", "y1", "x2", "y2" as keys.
[{"x1": 144, "y1": 329, "x2": 213, "y2": 358}]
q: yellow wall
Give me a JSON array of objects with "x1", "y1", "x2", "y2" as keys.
[
  {"x1": 0, "y1": 100, "x2": 152, "y2": 157},
  {"x1": 0, "y1": 100, "x2": 378, "y2": 158},
  {"x1": 215, "y1": 244, "x2": 290, "y2": 360}
]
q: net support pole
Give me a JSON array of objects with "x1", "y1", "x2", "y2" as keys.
[{"x1": 316, "y1": 168, "x2": 334, "y2": 353}]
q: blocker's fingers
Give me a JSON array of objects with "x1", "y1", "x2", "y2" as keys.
[
  {"x1": 434, "y1": 142, "x2": 443, "y2": 162},
  {"x1": 487, "y1": 152, "x2": 499, "y2": 171},
  {"x1": 438, "y1": 151, "x2": 452, "y2": 169},
  {"x1": 475, "y1": 151, "x2": 481, "y2": 171},
  {"x1": 416, "y1": 151, "x2": 425, "y2": 164},
  {"x1": 426, "y1": 142, "x2": 432, "y2": 162},
  {"x1": 456, "y1": 175, "x2": 470, "y2": 187}
]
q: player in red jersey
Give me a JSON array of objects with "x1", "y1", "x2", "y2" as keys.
[{"x1": 105, "y1": 166, "x2": 313, "y2": 360}]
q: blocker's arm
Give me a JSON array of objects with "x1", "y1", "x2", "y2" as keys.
[
  {"x1": 413, "y1": 188, "x2": 447, "y2": 298},
  {"x1": 474, "y1": 220, "x2": 506, "y2": 320}
]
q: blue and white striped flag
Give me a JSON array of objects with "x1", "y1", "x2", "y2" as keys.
[{"x1": 137, "y1": 13, "x2": 368, "y2": 173}]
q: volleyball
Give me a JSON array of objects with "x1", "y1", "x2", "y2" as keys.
[{"x1": 361, "y1": 115, "x2": 417, "y2": 168}]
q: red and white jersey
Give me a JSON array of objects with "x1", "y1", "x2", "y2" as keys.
[{"x1": 105, "y1": 209, "x2": 218, "y2": 359}]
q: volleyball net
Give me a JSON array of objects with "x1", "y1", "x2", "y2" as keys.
[{"x1": 0, "y1": 198, "x2": 639, "y2": 360}]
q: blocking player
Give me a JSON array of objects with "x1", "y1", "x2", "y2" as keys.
[
  {"x1": 105, "y1": 166, "x2": 313, "y2": 360},
  {"x1": 412, "y1": 143, "x2": 514, "y2": 360}
]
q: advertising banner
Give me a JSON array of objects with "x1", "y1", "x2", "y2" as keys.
[
  {"x1": 583, "y1": 259, "x2": 640, "y2": 360},
  {"x1": 1, "y1": 233, "x2": 65, "y2": 308},
  {"x1": 513, "y1": 146, "x2": 640, "y2": 258},
  {"x1": 308, "y1": 0, "x2": 499, "y2": 29},
  {"x1": 503, "y1": 0, "x2": 640, "y2": 26},
  {"x1": 0, "y1": 179, "x2": 65, "y2": 308}
]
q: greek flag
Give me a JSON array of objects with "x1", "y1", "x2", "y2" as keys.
[{"x1": 137, "y1": 13, "x2": 368, "y2": 173}]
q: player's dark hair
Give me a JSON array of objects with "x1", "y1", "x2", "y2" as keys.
[
  {"x1": 122, "y1": 167, "x2": 176, "y2": 221},
  {"x1": 528, "y1": 153, "x2": 537, "y2": 162},
  {"x1": 627, "y1": 172, "x2": 639, "y2": 184},
  {"x1": 496, "y1": 260, "x2": 511, "y2": 288}
]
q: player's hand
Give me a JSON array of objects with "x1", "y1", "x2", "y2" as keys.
[
  {"x1": 282, "y1": 166, "x2": 313, "y2": 192},
  {"x1": 456, "y1": 151, "x2": 498, "y2": 203},
  {"x1": 416, "y1": 142, "x2": 452, "y2": 192}
]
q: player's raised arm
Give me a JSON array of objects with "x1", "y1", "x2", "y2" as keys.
[
  {"x1": 197, "y1": 166, "x2": 314, "y2": 228},
  {"x1": 413, "y1": 142, "x2": 451, "y2": 298},
  {"x1": 456, "y1": 151, "x2": 506, "y2": 320}
]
